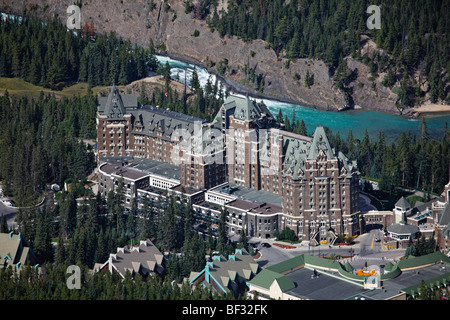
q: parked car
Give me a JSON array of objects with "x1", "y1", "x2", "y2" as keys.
[{"x1": 261, "y1": 243, "x2": 271, "y2": 248}]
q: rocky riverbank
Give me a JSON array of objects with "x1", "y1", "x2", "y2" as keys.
[{"x1": 1, "y1": 0, "x2": 447, "y2": 116}]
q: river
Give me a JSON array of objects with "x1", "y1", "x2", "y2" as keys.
[
  {"x1": 156, "y1": 55, "x2": 450, "y2": 144},
  {"x1": 2, "y1": 10, "x2": 448, "y2": 144}
]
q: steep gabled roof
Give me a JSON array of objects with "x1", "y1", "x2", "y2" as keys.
[
  {"x1": 281, "y1": 134, "x2": 310, "y2": 179},
  {"x1": 395, "y1": 196, "x2": 411, "y2": 210},
  {"x1": 222, "y1": 95, "x2": 273, "y2": 121},
  {"x1": 98, "y1": 84, "x2": 137, "y2": 113},
  {"x1": 102, "y1": 84, "x2": 127, "y2": 120},
  {"x1": 307, "y1": 126, "x2": 334, "y2": 161},
  {"x1": 189, "y1": 248, "x2": 260, "y2": 295},
  {"x1": 97, "y1": 239, "x2": 164, "y2": 278},
  {"x1": 248, "y1": 268, "x2": 294, "y2": 290},
  {"x1": 438, "y1": 203, "x2": 450, "y2": 227},
  {"x1": 0, "y1": 233, "x2": 38, "y2": 269}
]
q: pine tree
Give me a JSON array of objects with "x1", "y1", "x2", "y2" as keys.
[
  {"x1": 237, "y1": 230, "x2": 249, "y2": 249},
  {"x1": 162, "y1": 61, "x2": 172, "y2": 90},
  {"x1": 418, "y1": 280, "x2": 429, "y2": 300},
  {"x1": 304, "y1": 70, "x2": 314, "y2": 88},
  {"x1": 0, "y1": 214, "x2": 8, "y2": 233},
  {"x1": 33, "y1": 208, "x2": 54, "y2": 263},
  {"x1": 217, "y1": 208, "x2": 228, "y2": 254},
  {"x1": 420, "y1": 117, "x2": 429, "y2": 143},
  {"x1": 55, "y1": 234, "x2": 66, "y2": 264},
  {"x1": 118, "y1": 63, "x2": 128, "y2": 85},
  {"x1": 382, "y1": 68, "x2": 396, "y2": 88},
  {"x1": 190, "y1": 67, "x2": 201, "y2": 93},
  {"x1": 94, "y1": 228, "x2": 107, "y2": 264},
  {"x1": 158, "y1": 198, "x2": 178, "y2": 251},
  {"x1": 298, "y1": 119, "x2": 307, "y2": 136}
]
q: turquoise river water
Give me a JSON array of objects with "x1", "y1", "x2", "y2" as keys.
[{"x1": 157, "y1": 56, "x2": 450, "y2": 144}]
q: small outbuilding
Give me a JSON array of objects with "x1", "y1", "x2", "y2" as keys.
[{"x1": 387, "y1": 221, "x2": 419, "y2": 242}]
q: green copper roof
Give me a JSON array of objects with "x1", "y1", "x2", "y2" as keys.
[
  {"x1": 266, "y1": 255, "x2": 305, "y2": 273},
  {"x1": 248, "y1": 268, "x2": 295, "y2": 291},
  {"x1": 397, "y1": 251, "x2": 450, "y2": 270},
  {"x1": 395, "y1": 196, "x2": 411, "y2": 210},
  {"x1": 307, "y1": 126, "x2": 334, "y2": 161},
  {"x1": 103, "y1": 84, "x2": 127, "y2": 119},
  {"x1": 222, "y1": 95, "x2": 274, "y2": 121}
]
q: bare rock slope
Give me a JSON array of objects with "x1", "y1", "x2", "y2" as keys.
[{"x1": 1, "y1": 0, "x2": 400, "y2": 114}]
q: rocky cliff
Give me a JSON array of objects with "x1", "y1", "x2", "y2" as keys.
[{"x1": 0, "y1": 0, "x2": 401, "y2": 114}]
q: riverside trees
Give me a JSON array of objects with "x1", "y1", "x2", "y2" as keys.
[
  {"x1": 278, "y1": 111, "x2": 450, "y2": 196},
  {"x1": 0, "y1": 14, "x2": 158, "y2": 89},
  {"x1": 0, "y1": 92, "x2": 96, "y2": 207},
  {"x1": 206, "y1": 0, "x2": 450, "y2": 106}
]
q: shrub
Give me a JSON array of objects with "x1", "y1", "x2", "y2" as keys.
[{"x1": 274, "y1": 227, "x2": 298, "y2": 242}]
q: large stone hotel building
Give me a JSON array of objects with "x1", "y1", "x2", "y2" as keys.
[{"x1": 96, "y1": 85, "x2": 361, "y2": 243}]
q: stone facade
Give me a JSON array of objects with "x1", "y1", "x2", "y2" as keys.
[{"x1": 97, "y1": 87, "x2": 361, "y2": 240}]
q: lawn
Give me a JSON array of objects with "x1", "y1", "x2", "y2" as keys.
[
  {"x1": 0, "y1": 77, "x2": 107, "y2": 99},
  {"x1": 370, "y1": 188, "x2": 415, "y2": 210}
]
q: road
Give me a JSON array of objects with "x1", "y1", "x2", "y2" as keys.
[
  {"x1": 359, "y1": 193, "x2": 377, "y2": 212},
  {"x1": 0, "y1": 190, "x2": 54, "y2": 230},
  {"x1": 0, "y1": 200, "x2": 18, "y2": 229},
  {"x1": 248, "y1": 228, "x2": 405, "y2": 270}
]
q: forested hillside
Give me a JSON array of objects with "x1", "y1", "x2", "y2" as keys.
[
  {"x1": 2, "y1": 185, "x2": 249, "y2": 300},
  {"x1": 0, "y1": 15, "x2": 158, "y2": 89},
  {"x1": 0, "y1": 91, "x2": 97, "y2": 206},
  {"x1": 0, "y1": 14, "x2": 157, "y2": 206},
  {"x1": 278, "y1": 109, "x2": 450, "y2": 196},
  {"x1": 206, "y1": 0, "x2": 450, "y2": 108}
]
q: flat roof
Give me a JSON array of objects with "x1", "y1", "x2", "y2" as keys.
[
  {"x1": 100, "y1": 163, "x2": 149, "y2": 181},
  {"x1": 284, "y1": 268, "x2": 365, "y2": 300},
  {"x1": 352, "y1": 263, "x2": 450, "y2": 300},
  {"x1": 240, "y1": 189, "x2": 282, "y2": 207},
  {"x1": 388, "y1": 263, "x2": 448, "y2": 290},
  {"x1": 227, "y1": 199, "x2": 259, "y2": 211},
  {"x1": 210, "y1": 183, "x2": 282, "y2": 207},
  {"x1": 138, "y1": 186, "x2": 166, "y2": 196},
  {"x1": 194, "y1": 201, "x2": 222, "y2": 212},
  {"x1": 100, "y1": 157, "x2": 180, "y2": 181},
  {"x1": 138, "y1": 105, "x2": 206, "y2": 124},
  {"x1": 249, "y1": 203, "x2": 283, "y2": 215},
  {"x1": 171, "y1": 184, "x2": 203, "y2": 195}
]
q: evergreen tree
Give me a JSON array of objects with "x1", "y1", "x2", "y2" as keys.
[
  {"x1": 183, "y1": 232, "x2": 206, "y2": 274},
  {"x1": 33, "y1": 208, "x2": 54, "y2": 263},
  {"x1": 55, "y1": 234, "x2": 67, "y2": 264},
  {"x1": 237, "y1": 230, "x2": 249, "y2": 250},
  {"x1": 304, "y1": 70, "x2": 314, "y2": 88},
  {"x1": 217, "y1": 208, "x2": 228, "y2": 254},
  {"x1": 190, "y1": 67, "x2": 201, "y2": 93},
  {"x1": 158, "y1": 197, "x2": 178, "y2": 251},
  {"x1": 0, "y1": 214, "x2": 8, "y2": 233}
]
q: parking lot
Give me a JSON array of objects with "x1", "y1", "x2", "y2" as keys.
[{"x1": 242, "y1": 230, "x2": 406, "y2": 269}]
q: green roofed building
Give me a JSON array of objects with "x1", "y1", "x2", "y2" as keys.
[
  {"x1": 188, "y1": 248, "x2": 260, "y2": 297},
  {"x1": 97, "y1": 90, "x2": 361, "y2": 240},
  {"x1": 0, "y1": 232, "x2": 38, "y2": 271},
  {"x1": 248, "y1": 252, "x2": 450, "y2": 300}
]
